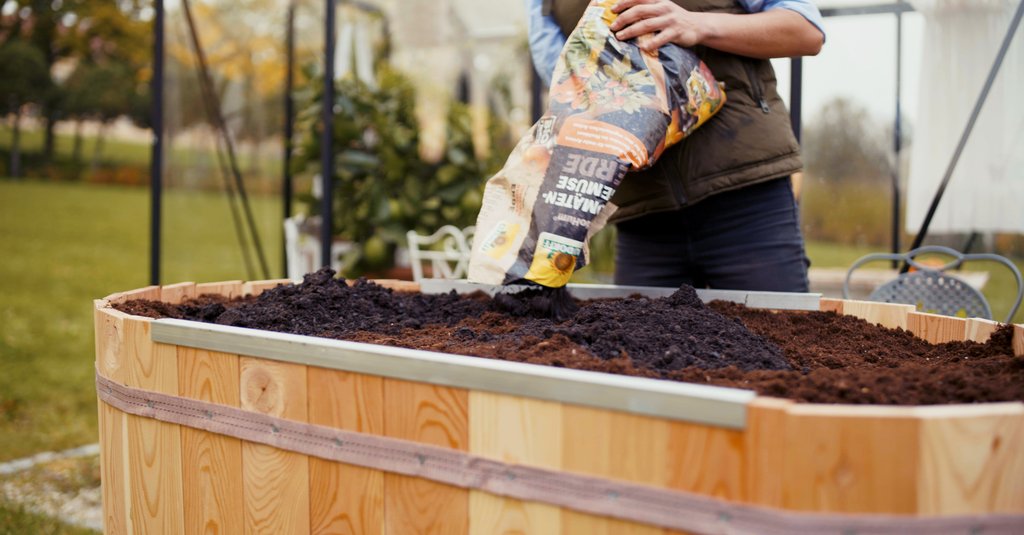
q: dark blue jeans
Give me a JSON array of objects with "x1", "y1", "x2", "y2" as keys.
[{"x1": 614, "y1": 177, "x2": 810, "y2": 291}]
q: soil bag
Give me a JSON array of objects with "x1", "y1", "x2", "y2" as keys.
[{"x1": 468, "y1": 0, "x2": 725, "y2": 288}]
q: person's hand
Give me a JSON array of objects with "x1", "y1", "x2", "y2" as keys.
[{"x1": 609, "y1": 0, "x2": 707, "y2": 51}]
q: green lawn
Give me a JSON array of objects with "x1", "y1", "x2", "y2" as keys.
[
  {"x1": 0, "y1": 502, "x2": 96, "y2": 535},
  {"x1": 0, "y1": 180, "x2": 282, "y2": 462},
  {"x1": 0, "y1": 126, "x2": 151, "y2": 168}
]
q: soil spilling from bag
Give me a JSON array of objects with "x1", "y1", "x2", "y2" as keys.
[{"x1": 117, "y1": 269, "x2": 1023, "y2": 405}]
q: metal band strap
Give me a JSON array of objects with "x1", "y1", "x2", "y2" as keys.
[{"x1": 95, "y1": 370, "x2": 1024, "y2": 535}]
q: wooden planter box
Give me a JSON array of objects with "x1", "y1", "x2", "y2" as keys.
[{"x1": 93, "y1": 280, "x2": 1024, "y2": 534}]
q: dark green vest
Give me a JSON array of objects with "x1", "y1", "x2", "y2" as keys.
[{"x1": 545, "y1": 0, "x2": 802, "y2": 221}]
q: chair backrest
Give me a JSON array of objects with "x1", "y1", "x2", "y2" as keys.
[
  {"x1": 843, "y1": 245, "x2": 1023, "y2": 323},
  {"x1": 406, "y1": 225, "x2": 475, "y2": 282}
]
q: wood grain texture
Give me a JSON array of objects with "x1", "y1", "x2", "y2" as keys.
[
  {"x1": 160, "y1": 282, "x2": 196, "y2": 304},
  {"x1": 178, "y1": 347, "x2": 243, "y2": 535},
  {"x1": 780, "y1": 405, "x2": 920, "y2": 513},
  {"x1": 195, "y1": 280, "x2": 244, "y2": 299},
  {"x1": 308, "y1": 368, "x2": 385, "y2": 535},
  {"x1": 841, "y1": 300, "x2": 916, "y2": 330},
  {"x1": 107, "y1": 285, "x2": 161, "y2": 305},
  {"x1": 743, "y1": 397, "x2": 794, "y2": 508},
  {"x1": 123, "y1": 316, "x2": 185, "y2": 533},
  {"x1": 384, "y1": 378, "x2": 469, "y2": 535},
  {"x1": 240, "y1": 358, "x2": 310, "y2": 534},
  {"x1": 819, "y1": 298, "x2": 844, "y2": 315},
  {"x1": 965, "y1": 318, "x2": 1001, "y2": 343},
  {"x1": 95, "y1": 304, "x2": 130, "y2": 535},
  {"x1": 242, "y1": 279, "x2": 293, "y2": 297},
  {"x1": 561, "y1": 405, "x2": 669, "y2": 535},
  {"x1": 1014, "y1": 324, "x2": 1024, "y2": 357},
  {"x1": 469, "y1": 392, "x2": 562, "y2": 535},
  {"x1": 917, "y1": 404, "x2": 1024, "y2": 514},
  {"x1": 906, "y1": 312, "x2": 967, "y2": 344}
]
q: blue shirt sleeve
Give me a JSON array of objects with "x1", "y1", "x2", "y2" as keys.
[
  {"x1": 739, "y1": 0, "x2": 826, "y2": 42},
  {"x1": 525, "y1": 0, "x2": 567, "y2": 87}
]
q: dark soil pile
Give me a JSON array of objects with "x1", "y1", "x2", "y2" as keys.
[{"x1": 117, "y1": 268, "x2": 1024, "y2": 405}]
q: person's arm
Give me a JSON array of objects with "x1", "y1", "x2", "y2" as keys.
[
  {"x1": 609, "y1": 0, "x2": 824, "y2": 59},
  {"x1": 525, "y1": 0, "x2": 568, "y2": 86}
]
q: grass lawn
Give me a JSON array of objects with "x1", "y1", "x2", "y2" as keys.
[
  {"x1": 0, "y1": 501, "x2": 96, "y2": 535},
  {"x1": 0, "y1": 126, "x2": 151, "y2": 168},
  {"x1": 0, "y1": 179, "x2": 283, "y2": 462}
]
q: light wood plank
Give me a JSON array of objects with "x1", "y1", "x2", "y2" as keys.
[
  {"x1": 383, "y1": 379, "x2": 469, "y2": 535},
  {"x1": 561, "y1": 405, "x2": 669, "y2": 535},
  {"x1": 780, "y1": 405, "x2": 920, "y2": 513},
  {"x1": 196, "y1": 280, "x2": 244, "y2": 298},
  {"x1": 906, "y1": 312, "x2": 967, "y2": 344},
  {"x1": 240, "y1": 358, "x2": 310, "y2": 535},
  {"x1": 841, "y1": 300, "x2": 916, "y2": 330},
  {"x1": 123, "y1": 317, "x2": 185, "y2": 533},
  {"x1": 743, "y1": 397, "x2": 793, "y2": 509},
  {"x1": 965, "y1": 318, "x2": 1001, "y2": 343},
  {"x1": 308, "y1": 368, "x2": 385, "y2": 535},
  {"x1": 107, "y1": 285, "x2": 161, "y2": 305},
  {"x1": 161, "y1": 282, "x2": 196, "y2": 304},
  {"x1": 1014, "y1": 324, "x2": 1024, "y2": 357},
  {"x1": 178, "y1": 347, "x2": 244, "y2": 535},
  {"x1": 917, "y1": 404, "x2": 1024, "y2": 514},
  {"x1": 819, "y1": 298, "x2": 844, "y2": 314},
  {"x1": 468, "y1": 392, "x2": 562, "y2": 535},
  {"x1": 95, "y1": 304, "x2": 130, "y2": 535},
  {"x1": 242, "y1": 279, "x2": 293, "y2": 297}
]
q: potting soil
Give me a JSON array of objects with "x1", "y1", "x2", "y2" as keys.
[{"x1": 116, "y1": 269, "x2": 1023, "y2": 405}]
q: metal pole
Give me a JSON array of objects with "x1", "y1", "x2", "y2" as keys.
[
  {"x1": 530, "y1": 64, "x2": 543, "y2": 123},
  {"x1": 891, "y1": 8, "x2": 903, "y2": 267},
  {"x1": 904, "y1": 0, "x2": 1024, "y2": 270},
  {"x1": 320, "y1": 0, "x2": 336, "y2": 269},
  {"x1": 283, "y1": 1, "x2": 296, "y2": 277},
  {"x1": 149, "y1": 0, "x2": 164, "y2": 286},
  {"x1": 789, "y1": 57, "x2": 803, "y2": 143}
]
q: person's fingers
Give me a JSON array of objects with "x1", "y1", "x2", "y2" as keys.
[
  {"x1": 641, "y1": 28, "x2": 676, "y2": 51},
  {"x1": 610, "y1": 5, "x2": 663, "y2": 32},
  {"x1": 615, "y1": 14, "x2": 671, "y2": 41},
  {"x1": 611, "y1": 0, "x2": 658, "y2": 14}
]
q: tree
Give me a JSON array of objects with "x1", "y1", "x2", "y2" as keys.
[
  {"x1": 63, "y1": 59, "x2": 142, "y2": 169},
  {"x1": 0, "y1": 39, "x2": 53, "y2": 177},
  {"x1": 802, "y1": 97, "x2": 894, "y2": 184}
]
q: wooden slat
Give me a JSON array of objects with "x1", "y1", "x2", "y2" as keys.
[
  {"x1": 780, "y1": 405, "x2": 920, "y2": 513},
  {"x1": 1014, "y1": 324, "x2": 1024, "y2": 357},
  {"x1": 195, "y1": 280, "x2": 244, "y2": 298},
  {"x1": 95, "y1": 304, "x2": 130, "y2": 535},
  {"x1": 965, "y1": 318, "x2": 1001, "y2": 343},
  {"x1": 240, "y1": 358, "x2": 310, "y2": 534},
  {"x1": 906, "y1": 312, "x2": 967, "y2": 344},
  {"x1": 123, "y1": 317, "x2": 185, "y2": 533},
  {"x1": 178, "y1": 348, "x2": 243, "y2": 535},
  {"x1": 161, "y1": 282, "x2": 196, "y2": 304},
  {"x1": 383, "y1": 379, "x2": 469, "y2": 535},
  {"x1": 841, "y1": 300, "x2": 916, "y2": 330},
  {"x1": 468, "y1": 392, "x2": 562, "y2": 535},
  {"x1": 106, "y1": 285, "x2": 162, "y2": 305},
  {"x1": 561, "y1": 405, "x2": 669, "y2": 535},
  {"x1": 242, "y1": 279, "x2": 293, "y2": 297},
  {"x1": 917, "y1": 404, "x2": 1024, "y2": 514},
  {"x1": 819, "y1": 298, "x2": 844, "y2": 314},
  {"x1": 308, "y1": 369, "x2": 385, "y2": 535},
  {"x1": 744, "y1": 397, "x2": 794, "y2": 508}
]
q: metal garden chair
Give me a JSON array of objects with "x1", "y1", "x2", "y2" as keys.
[
  {"x1": 406, "y1": 225, "x2": 475, "y2": 282},
  {"x1": 843, "y1": 245, "x2": 1023, "y2": 323}
]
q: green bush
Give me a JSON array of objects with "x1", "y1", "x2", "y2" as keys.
[{"x1": 291, "y1": 68, "x2": 510, "y2": 276}]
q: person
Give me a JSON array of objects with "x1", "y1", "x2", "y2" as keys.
[{"x1": 526, "y1": 0, "x2": 825, "y2": 292}]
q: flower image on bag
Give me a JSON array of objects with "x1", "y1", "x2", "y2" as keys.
[{"x1": 469, "y1": 0, "x2": 726, "y2": 288}]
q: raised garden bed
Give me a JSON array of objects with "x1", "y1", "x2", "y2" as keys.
[{"x1": 93, "y1": 274, "x2": 1024, "y2": 534}]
